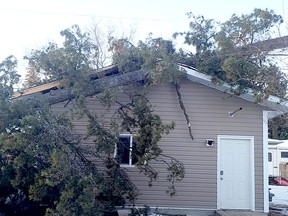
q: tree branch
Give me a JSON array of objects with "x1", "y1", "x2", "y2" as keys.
[
  {"x1": 174, "y1": 83, "x2": 194, "y2": 140},
  {"x1": 237, "y1": 35, "x2": 288, "y2": 55}
]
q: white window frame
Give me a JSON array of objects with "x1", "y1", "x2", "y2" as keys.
[{"x1": 115, "y1": 134, "x2": 135, "y2": 167}]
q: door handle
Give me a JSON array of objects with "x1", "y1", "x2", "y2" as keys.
[{"x1": 220, "y1": 170, "x2": 224, "y2": 175}]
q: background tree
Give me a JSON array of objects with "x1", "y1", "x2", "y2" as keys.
[
  {"x1": 24, "y1": 63, "x2": 42, "y2": 88},
  {"x1": 87, "y1": 21, "x2": 137, "y2": 69}
]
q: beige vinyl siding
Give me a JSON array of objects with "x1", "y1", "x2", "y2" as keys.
[{"x1": 51, "y1": 80, "x2": 266, "y2": 211}]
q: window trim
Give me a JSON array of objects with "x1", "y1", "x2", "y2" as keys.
[{"x1": 115, "y1": 134, "x2": 135, "y2": 167}]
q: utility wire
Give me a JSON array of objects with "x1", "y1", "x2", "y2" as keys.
[{"x1": 0, "y1": 8, "x2": 187, "y2": 23}]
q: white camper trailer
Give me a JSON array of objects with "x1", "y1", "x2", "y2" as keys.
[{"x1": 268, "y1": 139, "x2": 288, "y2": 177}]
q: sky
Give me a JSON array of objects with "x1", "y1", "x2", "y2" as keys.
[{"x1": 1, "y1": 0, "x2": 288, "y2": 80}]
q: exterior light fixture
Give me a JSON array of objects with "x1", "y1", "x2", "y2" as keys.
[
  {"x1": 229, "y1": 107, "x2": 243, "y2": 117},
  {"x1": 206, "y1": 139, "x2": 215, "y2": 147}
]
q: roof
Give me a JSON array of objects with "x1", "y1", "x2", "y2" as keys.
[
  {"x1": 269, "y1": 140, "x2": 288, "y2": 149},
  {"x1": 180, "y1": 64, "x2": 288, "y2": 118},
  {"x1": 268, "y1": 139, "x2": 284, "y2": 145},
  {"x1": 12, "y1": 64, "x2": 119, "y2": 99},
  {"x1": 13, "y1": 64, "x2": 288, "y2": 118},
  {"x1": 12, "y1": 81, "x2": 60, "y2": 99}
]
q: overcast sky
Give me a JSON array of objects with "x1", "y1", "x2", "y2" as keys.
[{"x1": 1, "y1": 0, "x2": 287, "y2": 78}]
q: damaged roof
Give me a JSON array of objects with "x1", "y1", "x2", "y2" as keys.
[{"x1": 13, "y1": 64, "x2": 288, "y2": 118}]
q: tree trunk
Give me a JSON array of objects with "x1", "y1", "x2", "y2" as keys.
[
  {"x1": 238, "y1": 35, "x2": 288, "y2": 54},
  {"x1": 17, "y1": 70, "x2": 149, "y2": 104}
]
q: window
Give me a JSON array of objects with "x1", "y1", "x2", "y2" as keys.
[
  {"x1": 281, "y1": 152, "x2": 288, "y2": 158},
  {"x1": 268, "y1": 153, "x2": 272, "y2": 162},
  {"x1": 116, "y1": 134, "x2": 138, "y2": 166}
]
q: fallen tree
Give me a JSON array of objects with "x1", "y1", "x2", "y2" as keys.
[{"x1": 16, "y1": 69, "x2": 149, "y2": 104}]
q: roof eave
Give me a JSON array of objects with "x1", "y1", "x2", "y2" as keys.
[{"x1": 180, "y1": 65, "x2": 288, "y2": 118}]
